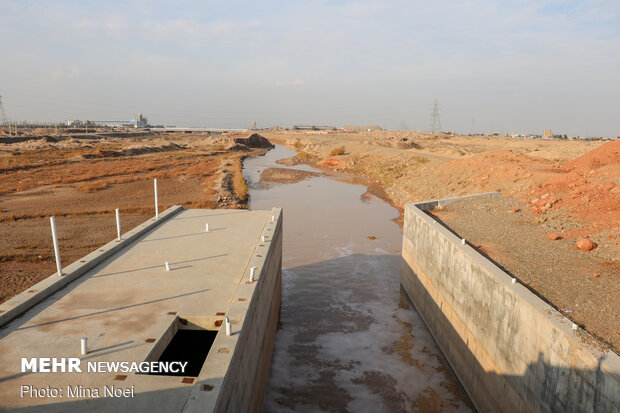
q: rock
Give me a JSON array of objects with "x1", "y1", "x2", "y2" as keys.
[
  {"x1": 367, "y1": 236, "x2": 376, "y2": 240},
  {"x1": 547, "y1": 233, "x2": 560, "y2": 240},
  {"x1": 541, "y1": 193, "x2": 549, "y2": 199},
  {"x1": 226, "y1": 143, "x2": 249, "y2": 151},
  {"x1": 512, "y1": 207, "x2": 520, "y2": 212},
  {"x1": 233, "y1": 133, "x2": 274, "y2": 148},
  {"x1": 575, "y1": 238, "x2": 597, "y2": 251},
  {"x1": 592, "y1": 273, "x2": 599, "y2": 279}
]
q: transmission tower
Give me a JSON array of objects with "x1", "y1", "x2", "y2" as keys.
[
  {"x1": 428, "y1": 98, "x2": 441, "y2": 134},
  {"x1": 0, "y1": 95, "x2": 8, "y2": 128}
]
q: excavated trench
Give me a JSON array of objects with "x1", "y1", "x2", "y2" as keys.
[{"x1": 243, "y1": 145, "x2": 473, "y2": 412}]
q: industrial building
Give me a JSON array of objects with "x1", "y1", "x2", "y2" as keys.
[{"x1": 66, "y1": 114, "x2": 149, "y2": 128}]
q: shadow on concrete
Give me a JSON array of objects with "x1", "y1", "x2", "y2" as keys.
[
  {"x1": 92, "y1": 254, "x2": 228, "y2": 278},
  {"x1": 171, "y1": 211, "x2": 246, "y2": 220},
  {"x1": 139, "y1": 228, "x2": 226, "y2": 243},
  {"x1": 17, "y1": 289, "x2": 209, "y2": 331},
  {"x1": 401, "y1": 258, "x2": 618, "y2": 412},
  {"x1": 88, "y1": 340, "x2": 135, "y2": 354}
]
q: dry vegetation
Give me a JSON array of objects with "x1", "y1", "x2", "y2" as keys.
[
  {"x1": 0, "y1": 132, "x2": 268, "y2": 303},
  {"x1": 329, "y1": 146, "x2": 346, "y2": 156}
]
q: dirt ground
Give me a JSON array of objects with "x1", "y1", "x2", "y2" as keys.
[
  {"x1": 262, "y1": 129, "x2": 619, "y2": 352},
  {"x1": 2, "y1": 128, "x2": 617, "y2": 353},
  {"x1": 0, "y1": 132, "x2": 265, "y2": 303},
  {"x1": 259, "y1": 167, "x2": 321, "y2": 184},
  {"x1": 432, "y1": 194, "x2": 620, "y2": 353}
]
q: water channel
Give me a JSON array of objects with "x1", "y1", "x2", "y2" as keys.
[{"x1": 243, "y1": 145, "x2": 472, "y2": 412}]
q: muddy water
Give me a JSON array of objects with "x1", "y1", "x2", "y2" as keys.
[{"x1": 244, "y1": 146, "x2": 471, "y2": 412}]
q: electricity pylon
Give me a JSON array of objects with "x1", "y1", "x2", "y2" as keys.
[{"x1": 428, "y1": 99, "x2": 441, "y2": 134}]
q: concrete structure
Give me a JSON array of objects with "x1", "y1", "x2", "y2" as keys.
[
  {"x1": 0, "y1": 206, "x2": 282, "y2": 412},
  {"x1": 292, "y1": 125, "x2": 336, "y2": 131},
  {"x1": 68, "y1": 114, "x2": 149, "y2": 128},
  {"x1": 401, "y1": 193, "x2": 620, "y2": 413}
]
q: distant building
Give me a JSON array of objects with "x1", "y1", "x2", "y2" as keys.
[
  {"x1": 341, "y1": 125, "x2": 382, "y2": 132},
  {"x1": 68, "y1": 114, "x2": 149, "y2": 128},
  {"x1": 135, "y1": 113, "x2": 148, "y2": 128},
  {"x1": 292, "y1": 125, "x2": 335, "y2": 130}
]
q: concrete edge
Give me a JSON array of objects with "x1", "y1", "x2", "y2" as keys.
[
  {"x1": 409, "y1": 191, "x2": 500, "y2": 211},
  {"x1": 0, "y1": 205, "x2": 185, "y2": 327},
  {"x1": 404, "y1": 192, "x2": 620, "y2": 378},
  {"x1": 182, "y1": 206, "x2": 283, "y2": 412}
]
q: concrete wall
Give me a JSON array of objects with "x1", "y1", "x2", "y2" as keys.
[
  {"x1": 401, "y1": 196, "x2": 620, "y2": 413},
  {"x1": 184, "y1": 207, "x2": 283, "y2": 413}
]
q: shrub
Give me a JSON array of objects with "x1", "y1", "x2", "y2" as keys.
[
  {"x1": 296, "y1": 151, "x2": 313, "y2": 160},
  {"x1": 329, "y1": 146, "x2": 345, "y2": 156}
]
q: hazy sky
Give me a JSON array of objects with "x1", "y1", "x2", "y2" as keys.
[{"x1": 1, "y1": 0, "x2": 619, "y2": 136}]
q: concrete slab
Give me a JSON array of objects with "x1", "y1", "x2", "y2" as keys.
[{"x1": 0, "y1": 208, "x2": 282, "y2": 412}]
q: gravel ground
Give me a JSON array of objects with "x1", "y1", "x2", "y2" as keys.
[
  {"x1": 259, "y1": 167, "x2": 321, "y2": 184},
  {"x1": 431, "y1": 194, "x2": 619, "y2": 354}
]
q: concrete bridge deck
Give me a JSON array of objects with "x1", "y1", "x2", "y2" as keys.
[{"x1": 0, "y1": 207, "x2": 283, "y2": 412}]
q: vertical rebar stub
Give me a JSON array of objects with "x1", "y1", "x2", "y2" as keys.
[
  {"x1": 461, "y1": 238, "x2": 466, "y2": 245},
  {"x1": 571, "y1": 323, "x2": 578, "y2": 331},
  {"x1": 165, "y1": 262, "x2": 171, "y2": 272},
  {"x1": 261, "y1": 235, "x2": 266, "y2": 242},
  {"x1": 205, "y1": 223, "x2": 209, "y2": 232},
  {"x1": 511, "y1": 278, "x2": 517, "y2": 285},
  {"x1": 249, "y1": 266, "x2": 256, "y2": 282},
  {"x1": 154, "y1": 179, "x2": 159, "y2": 218},
  {"x1": 225, "y1": 317, "x2": 232, "y2": 336},
  {"x1": 50, "y1": 216, "x2": 63, "y2": 277},
  {"x1": 81, "y1": 337, "x2": 88, "y2": 355},
  {"x1": 115, "y1": 208, "x2": 122, "y2": 240}
]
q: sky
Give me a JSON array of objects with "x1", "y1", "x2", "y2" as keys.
[{"x1": 0, "y1": 0, "x2": 619, "y2": 137}]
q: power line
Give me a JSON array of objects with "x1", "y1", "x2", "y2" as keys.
[{"x1": 428, "y1": 98, "x2": 441, "y2": 134}]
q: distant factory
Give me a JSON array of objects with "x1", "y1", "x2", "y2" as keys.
[{"x1": 66, "y1": 113, "x2": 148, "y2": 128}]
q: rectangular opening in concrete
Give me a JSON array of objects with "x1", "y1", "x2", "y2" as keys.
[
  {"x1": 151, "y1": 329, "x2": 217, "y2": 377},
  {"x1": 145, "y1": 316, "x2": 222, "y2": 377}
]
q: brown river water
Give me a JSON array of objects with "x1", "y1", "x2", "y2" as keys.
[{"x1": 244, "y1": 146, "x2": 472, "y2": 413}]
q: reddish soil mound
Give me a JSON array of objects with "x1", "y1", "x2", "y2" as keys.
[
  {"x1": 319, "y1": 158, "x2": 345, "y2": 168},
  {"x1": 564, "y1": 140, "x2": 620, "y2": 173},
  {"x1": 518, "y1": 142, "x2": 619, "y2": 257},
  {"x1": 425, "y1": 150, "x2": 544, "y2": 196}
]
